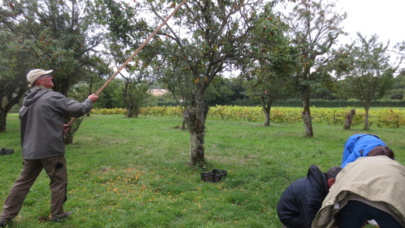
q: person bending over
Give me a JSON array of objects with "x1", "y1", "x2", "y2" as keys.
[
  {"x1": 312, "y1": 156, "x2": 405, "y2": 228},
  {"x1": 277, "y1": 165, "x2": 342, "y2": 228},
  {"x1": 341, "y1": 134, "x2": 393, "y2": 167}
]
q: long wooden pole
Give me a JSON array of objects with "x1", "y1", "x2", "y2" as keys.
[{"x1": 67, "y1": 0, "x2": 187, "y2": 127}]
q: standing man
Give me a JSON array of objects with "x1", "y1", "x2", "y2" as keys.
[
  {"x1": 277, "y1": 165, "x2": 342, "y2": 228},
  {"x1": 0, "y1": 69, "x2": 99, "y2": 227}
]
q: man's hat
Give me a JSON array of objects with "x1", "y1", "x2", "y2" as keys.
[{"x1": 27, "y1": 69, "x2": 53, "y2": 87}]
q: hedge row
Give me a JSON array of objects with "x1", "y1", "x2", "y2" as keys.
[
  {"x1": 266, "y1": 99, "x2": 405, "y2": 107},
  {"x1": 91, "y1": 106, "x2": 405, "y2": 128}
]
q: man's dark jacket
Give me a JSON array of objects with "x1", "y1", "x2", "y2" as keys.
[
  {"x1": 277, "y1": 165, "x2": 328, "y2": 228},
  {"x1": 20, "y1": 87, "x2": 94, "y2": 159}
]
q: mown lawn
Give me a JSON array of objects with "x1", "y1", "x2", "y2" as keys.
[{"x1": 1, "y1": 113, "x2": 404, "y2": 227}]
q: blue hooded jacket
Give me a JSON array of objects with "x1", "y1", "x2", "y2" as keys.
[{"x1": 341, "y1": 134, "x2": 386, "y2": 167}]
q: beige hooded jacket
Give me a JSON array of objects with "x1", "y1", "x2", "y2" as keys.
[{"x1": 312, "y1": 156, "x2": 405, "y2": 228}]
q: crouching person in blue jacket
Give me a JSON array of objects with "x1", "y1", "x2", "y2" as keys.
[
  {"x1": 277, "y1": 165, "x2": 342, "y2": 228},
  {"x1": 341, "y1": 134, "x2": 393, "y2": 167}
]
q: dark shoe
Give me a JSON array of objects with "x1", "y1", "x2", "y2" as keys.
[
  {"x1": 0, "y1": 218, "x2": 12, "y2": 227},
  {"x1": 0, "y1": 148, "x2": 14, "y2": 156},
  {"x1": 39, "y1": 211, "x2": 72, "y2": 223},
  {"x1": 50, "y1": 211, "x2": 72, "y2": 222}
]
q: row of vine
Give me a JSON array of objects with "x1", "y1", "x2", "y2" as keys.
[{"x1": 91, "y1": 106, "x2": 405, "y2": 128}]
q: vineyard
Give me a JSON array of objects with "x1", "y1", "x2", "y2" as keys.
[{"x1": 91, "y1": 106, "x2": 405, "y2": 128}]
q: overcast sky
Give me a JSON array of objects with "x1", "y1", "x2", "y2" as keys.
[
  {"x1": 335, "y1": 0, "x2": 404, "y2": 47},
  {"x1": 334, "y1": 0, "x2": 405, "y2": 70},
  {"x1": 274, "y1": 0, "x2": 404, "y2": 70}
]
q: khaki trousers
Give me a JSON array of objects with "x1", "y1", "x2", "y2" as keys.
[{"x1": 1, "y1": 155, "x2": 68, "y2": 219}]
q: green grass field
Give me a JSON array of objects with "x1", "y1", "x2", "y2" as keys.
[{"x1": 1, "y1": 113, "x2": 404, "y2": 227}]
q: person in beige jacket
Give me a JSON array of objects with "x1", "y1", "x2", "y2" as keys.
[{"x1": 312, "y1": 156, "x2": 405, "y2": 228}]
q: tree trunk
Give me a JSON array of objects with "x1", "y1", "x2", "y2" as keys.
[
  {"x1": 134, "y1": 105, "x2": 139, "y2": 118},
  {"x1": 184, "y1": 96, "x2": 209, "y2": 167},
  {"x1": 260, "y1": 96, "x2": 272, "y2": 127},
  {"x1": 263, "y1": 108, "x2": 270, "y2": 126},
  {"x1": 343, "y1": 109, "x2": 355, "y2": 130},
  {"x1": 126, "y1": 106, "x2": 134, "y2": 118},
  {"x1": 64, "y1": 130, "x2": 74, "y2": 144},
  {"x1": 64, "y1": 116, "x2": 84, "y2": 144},
  {"x1": 181, "y1": 119, "x2": 187, "y2": 130},
  {"x1": 363, "y1": 107, "x2": 370, "y2": 130},
  {"x1": 0, "y1": 111, "x2": 7, "y2": 132},
  {"x1": 301, "y1": 86, "x2": 314, "y2": 137}
]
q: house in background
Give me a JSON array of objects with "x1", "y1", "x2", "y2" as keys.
[{"x1": 148, "y1": 89, "x2": 169, "y2": 96}]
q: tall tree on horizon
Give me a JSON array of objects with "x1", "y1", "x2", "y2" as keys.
[
  {"x1": 339, "y1": 33, "x2": 396, "y2": 130},
  {"x1": 154, "y1": 0, "x2": 267, "y2": 167},
  {"x1": 99, "y1": 0, "x2": 270, "y2": 167},
  {"x1": 242, "y1": 3, "x2": 298, "y2": 126},
  {"x1": 284, "y1": 0, "x2": 346, "y2": 137}
]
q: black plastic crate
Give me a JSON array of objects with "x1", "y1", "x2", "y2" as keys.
[
  {"x1": 0, "y1": 148, "x2": 14, "y2": 156},
  {"x1": 201, "y1": 169, "x2": 227, "y2": 183}
]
